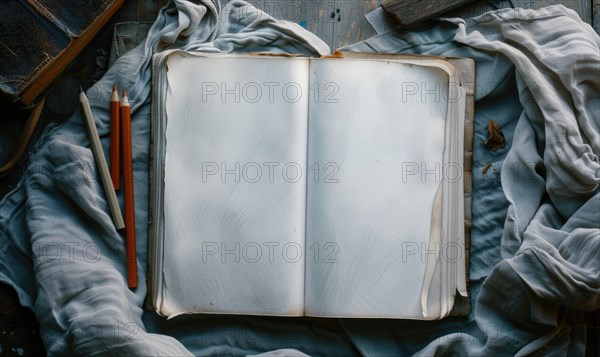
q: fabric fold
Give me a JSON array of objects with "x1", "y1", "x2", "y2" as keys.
[{"x1": 0, "y1": 1, "x2": 597, "y2": 355}]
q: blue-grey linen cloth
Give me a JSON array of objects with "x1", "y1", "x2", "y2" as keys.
[{"x1": 0, "y1": 1, "x2": 598, "y2": 355}]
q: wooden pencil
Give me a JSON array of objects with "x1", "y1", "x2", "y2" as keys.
[
  {"x1": 120, "y1": 89, "x2": 138, "y2": 289},
  {"x1": 79, "y1": 87, "x2": 125, "y2": 230},
  {"x1": 110, "y1": 84, "x2": 120, "y2": 190}
]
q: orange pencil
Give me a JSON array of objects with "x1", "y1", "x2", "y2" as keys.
[
  {"x1": 110, "y1": 84, "x2": 120, "y2": 190},
  {"x1": 120, "y1": 89, "x2": 137, "y2": 289}
]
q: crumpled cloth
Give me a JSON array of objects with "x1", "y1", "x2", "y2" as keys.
[{"x1": 0, "y1": 1, "x2": 598, "y2": 355}]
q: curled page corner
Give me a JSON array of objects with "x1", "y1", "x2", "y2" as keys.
[{"x1": 166, "y1": 311, "x2": 186, "y2": 320}]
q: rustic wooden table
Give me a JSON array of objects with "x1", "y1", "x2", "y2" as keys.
[{"x1": 0, "y1": 0, "x2": 597, "y2": 356}]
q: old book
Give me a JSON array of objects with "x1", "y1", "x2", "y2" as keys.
[
  {"x1": 148, "y1": 50, "x2": 474, "y2": 319},
  {"x1": 0, "y1": 0, "x2": 125, "y2": 106}
]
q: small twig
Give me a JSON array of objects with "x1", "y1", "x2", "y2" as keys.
[{"x1": 482, "y1": 163, "x2": 492, "y2": 174}]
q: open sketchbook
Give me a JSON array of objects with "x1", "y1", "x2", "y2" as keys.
[{"x1": 148, "y1": 50, "x2": 474, "y2": 320}]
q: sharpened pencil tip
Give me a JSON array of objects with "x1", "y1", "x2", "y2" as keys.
[
  {"x1": 120, "y1": 88, "x2": 130, "y2": 106},
  {"x1": 79, "y1": 86, "x2": 84, "y2": 93},
  {"x1": 113, "y1": 83, "x2": 117, "y2": 92}
]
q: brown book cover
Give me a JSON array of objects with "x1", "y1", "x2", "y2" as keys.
[{"x1": 0, "y1": 0, "x2": 125, "y2": 106}]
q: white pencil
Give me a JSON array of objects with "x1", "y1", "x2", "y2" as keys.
[{"x1": 79, "y1": 87, "x2": 125, "y2": 230}]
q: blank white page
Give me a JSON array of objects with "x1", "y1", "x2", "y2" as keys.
[
  {"x1": 305, "y1": 59, "x2": 448, "y2": 318},
  {"x1": 160, "y1": 54, "x2": 308, "y2": 317}
]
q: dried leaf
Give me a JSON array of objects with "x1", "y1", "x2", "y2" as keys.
[{"x1": 484, "y1": 120, "x2": 505, "y2": 151}]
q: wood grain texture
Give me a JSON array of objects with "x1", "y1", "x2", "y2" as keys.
[
  {"x1": 381, "y1": 0, "x2": 477, "y2": 27},
  {"x1": 118, "y1": 0, "x2": 168, "y2": 21},
  {"x1": 0, "y1": 0, "x2": 597, "y2": 353},
  {"x1": 263, "y1": 0, "x2": 336, "y2": 49},
  {"x1": 332, "y1": 0, "x2": 381, "y2": 49},
  {"x1": 251, "y1": 0, "x2": 381, "y2": 51}
]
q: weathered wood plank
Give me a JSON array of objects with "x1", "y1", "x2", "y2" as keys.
[
  {"x1": 263, "y1": 0, "x2": 335, "y2": 49},
  {"x1": 381, "y1": 0, "x2": 477, "y2": 27},
  {"x1": 0, "y1": 2, "x2": 597, "y2": 357},
  {"x1": 332, "y1": 0, "x2": 381, "y2": 49},
  {"x1": 116, "y1": 0, "x2": 169, "y2": 22}
]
